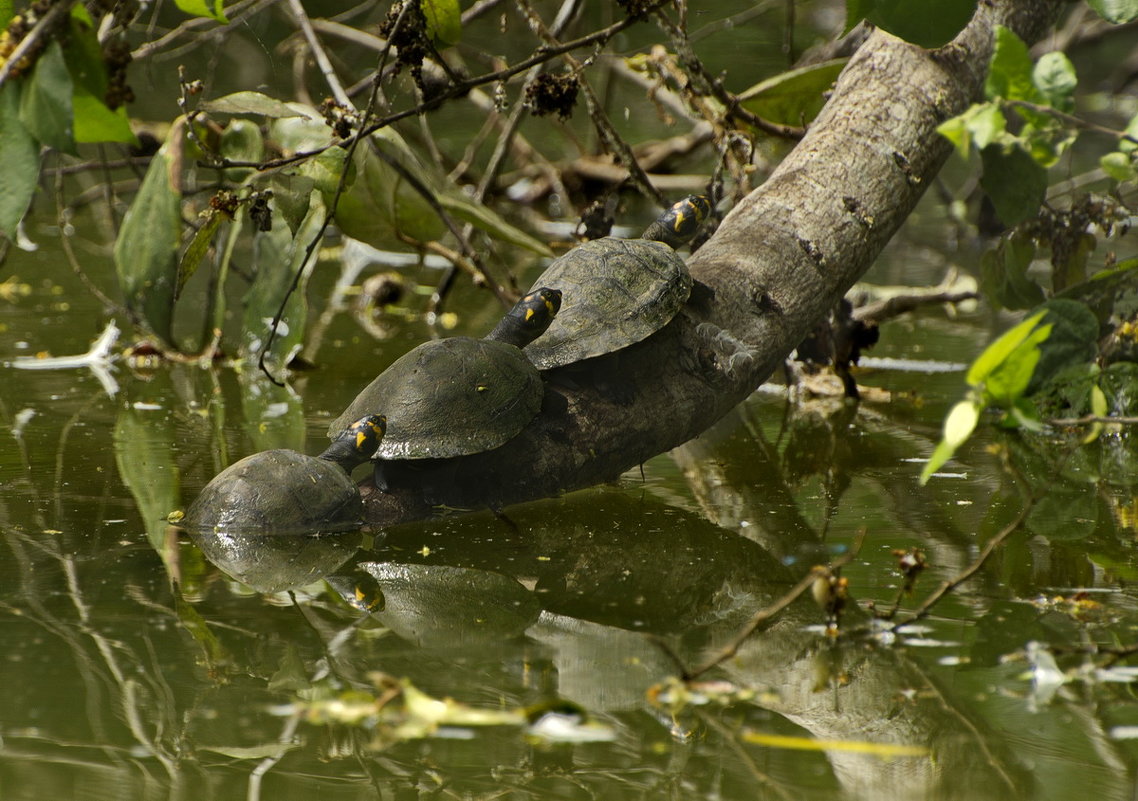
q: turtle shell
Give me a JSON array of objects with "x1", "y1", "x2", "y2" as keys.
[
  {"x1": 328, "y1": 337, "x2": 543, "y2": 460},
  {"x1": 184, "y1": 449, "x2": 364, "y2": 535},
  {"x1": 522, "y1": 237, "x2": 692, "y2": 370}
]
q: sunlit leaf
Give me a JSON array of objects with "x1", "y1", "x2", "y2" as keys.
[
  {"x1": 937, "y1": 102, "x2": 1006, "y2": 159},
  {"x1": 737, "y1": 59, "x2": 847, "y2": 126},
  {"x1": 1087, "y1": 0, "x2": 1138, "y2": 23},
  {"x1": 983, "y1": 322, "x2": 1050, "y2": 403},
  {"x1": 19, "y1": 40, "x2": 75, "y2": 154},
  {"x1": 985, "y1": 26, "x2": 1041, "y2": 102},
  {"x1": 201, "y1": 91, "x2": 312, "y2": 118},
  {"x1": 943, "y1": 399, "x2": 981, "y2": 448},
  {"x1": 1032, "y1": 51, "x2": 1077, "y2": 111},
  {"x1": 422, "y1": 0, "x2": 461, "y2": 46},
  {"x1": 979, "y1": 143, "x2": 1047, "y2": 227},
  {"x1": 175, "y1": 0, "x2": 228, "y2": 23},
  {"x1": 0, "y1": 83, "x2": 40, "y2": 239},
  {"x1": 845, "y1": 0, "x2": 976, "y2": 48},
  {"x1": 439, "y1": 192, "x2": 554, "y2": 257},
  {"x1": 72, "y1": 90, "x2": 136, "y2": 144},
  {"x1": 1027, "y1": 489, "x2": 1099, "y2": 540},
  {"x1": 1101, "y1": 150, "x2": 1136, "y2": 182},
  {"x1": 114, "y1": 126, "x2": 183, "y2": 343},
  {"x1": 1085, "y1": 384, "x2": 1108, "y2": 443},
  {"x1": 967, "y1": 311, "x2": 1046, "y2": 386}
]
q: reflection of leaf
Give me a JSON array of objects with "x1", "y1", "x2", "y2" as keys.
[
  {"x1": 113, "y1": 403, "x2": 182, "y2": 558},
  {"x1": 174, "y1": 592, "x2": 229, "y2": 666},
  {"x1": 268, "y1": 643, "x2": 310, "y2": 692},
  {"x1": 199, "y1": 743, "x2": 299, "y2": 760},
  {"x1": 239, "y1": 374, "x2": 305, "y2": 452},
  {"x1": 741, "y1": 730, "x2": 928, "y2": 757}
]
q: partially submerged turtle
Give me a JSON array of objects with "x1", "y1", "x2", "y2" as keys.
[
  {"x1": 523, "y1": 195, "x2": 711, "y2": 370},
  {"x1": 327, "y1": 288, "x2": 561, "y2": 463},
  {"x1": 184, "y1": 414, "x2": 386, "y2": 535}
]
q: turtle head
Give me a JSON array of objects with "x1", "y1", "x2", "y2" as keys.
[
  {"x1": 486, "y1": 287, "x2": 562, "y2": 348},
  {"x1": 642, "y1": 195, "x2": 711, "y2": 248},
  {"x1": 321, "y1": 414, "x2": 387, "y2": 471}
]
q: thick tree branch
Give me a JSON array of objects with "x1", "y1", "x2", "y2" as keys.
[{"x1": 360, "y1": 0, "x2": 1063, "y2": 524}]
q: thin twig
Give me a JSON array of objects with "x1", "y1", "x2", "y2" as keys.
[
  {"x1": 1007, "y1": 99, "x2": 1138, "y2": 147},
  {"x1": 286, "y1": 0, "x2": 352, "y2": 106},
  {"x1": 1048, "y1": 414, "x2": 1138, "y2": 425}
]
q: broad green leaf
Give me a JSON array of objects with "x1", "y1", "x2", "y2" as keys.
[
  {"x1": 72, "y1": 89, "x2": 137, "y2": 144},
  {"x1": 983, "y1": 322, "x2": 1051, "y2": 402},
  {"x1": 937, "y1": 101, "x2": 1005, "y2": 158},
  {"x1": 845, "y1": 0, "x2": 976, "y2": 48},
  {"x1": 423, "y1": 0, "x2": 461, "y2": 46},
  {"x1": 1100, "y1": 151, "x2": 1136, "y2": 182},
  {"x1": 0, "y1": 0, "x2": 13, "y2": 28},
  {"x1": 241, "y1": 191, "x2": 326, "y2": 370},
  {"x1": 268, "y1": 172, "x2": 316, "y2": 233},
  {"x1": 1085, "y1": 384, "x2": 1107, "y2": 443},
  {"x1": 737, "y1": 60, "x2": 847, "y2": 127},
  {"x1": 114, "y1": 129, "x2": 183, "y2": 343},
  {"x1": 979, "y1": 143, "x2": 1047, "y2": 226},
  {"x1": 967, "y1": 310, "x2": 1046, "y2": 385},
  {"x1": 201, "y1": 91, "x2": 313, "y2": 119},
  {"x1": 219, "y1": 118, "x2": 264, "y2": 181},
  {"x1": 335, "y1": 140, "x2": 445, "y2": 248},
  {"x1": 113, "y1": 401, "x2": 182, "y2": 563},
  {"x1": 1026, "y1": 299, "x2": 1099, "y2": 395},
  {"x1": 19, "y1": 40, "x2": 75, "y2": 154},
  {"x1": 439, "y1": 193, "x2": 554, "y2": 257},
  {"x1": 985, "y1": 26, "x2": 1040, "y2": 103},
  {"x1": 979, "y1": 232, "x2": 1044, "y2": 311},
  {"x1": 0, "y1": 83, "x2": 40, "y2": 239},
  {"x1": 1050, "y1": 231, "x2": 1094, "y2": 294},
  {"x1": 1087, "y1": 0, "x2": 1138, "y2": 23},
  {"x1": 1032, "y1": 52, "x2": 1077, "y2": 111},
  {"x1": 175, "y1": 0, "x2": 228, "y2": 23}
]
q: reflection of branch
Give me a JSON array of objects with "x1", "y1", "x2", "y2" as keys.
[{"x1": 889, "y1": 478, "x2": 1034, "y2": 632}]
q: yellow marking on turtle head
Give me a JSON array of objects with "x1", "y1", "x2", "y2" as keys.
[{"x1": 525, "y1": 308, "x2": 535, "y2": 321}]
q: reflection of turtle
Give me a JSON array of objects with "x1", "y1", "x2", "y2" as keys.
[
  {"x1": 327, "y1": 288, "x2": 560, "y2": 463},
  {"x1": 184, "y1": 414, "x2": 386, "y2": 535},
  {"x1": 522, "y1": 195, "x2": 710, "y2": 370}
]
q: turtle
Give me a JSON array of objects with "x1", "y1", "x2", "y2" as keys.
[
  {"x1": 183, "y1": 414, "x2": 386, "y2": 535},
  {"x1": 327, "y1": 288, "x2": 561, "y2": 465},
  {"x1": 522, "y1": 194, "x2": 711, "y2": 371}
]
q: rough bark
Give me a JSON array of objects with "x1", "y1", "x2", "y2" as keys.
[{"x1": 361, "y1": 0, "x2": 1063, "y2": 525}]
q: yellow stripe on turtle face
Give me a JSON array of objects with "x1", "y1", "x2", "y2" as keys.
[
  {"x1": 525, "y1": 308, "x2": 535, "y2": 321},
  {"x1": 356, "y1": 430, "x2": 369, "y2": 449}
]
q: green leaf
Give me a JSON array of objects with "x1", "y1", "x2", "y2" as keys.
[
  {"x1": 1026, "y1": 299, "x2": 1099, "y2": 395},
  {"x1": 967, "y1": 310, "x2": 1047, "y2": 386},
  {"x1": 439, "y1": 193, "x2": 554, "y2": 258},
  {"x1": 0, "y1": 83, "x2": 40, "y2": 239},
  {"x1": 114, "y1": 129, "x2": 183, "y2": 343},
  {"x1": 201, "y1": 91, "x2": 312, "y2": 119},
  {"x1": 845, "y1": 0, "x2": 976, "y2": 48},
  {"x1": 983, "y1": 322, "x2": 1051, "y2": 403},
  {"x1": 19, "y1": 40, "x2": 75, "y2": 154},
  {"x1": 1086, "y1": 0, "x2": 1138, "y2": 23},
  {"x1": 1118, "y1": 112, "x2": 1138, "y2": 153},
  {"x1": 943, "y1": 399, "x2": 981, "y2": 448},
  {"x1": 72, "y1": 90, "x2": 137, "y2": 144},
  {"x1": 422, "y1": 0, "x2": 461, "y2": 46},
  {"x1": 0, "y1": 0, "x2": 13, "y2": 28},
  {"x1": 177, "y1": 207, "x2": 228, "y2": 297},
  {"x1": 979, "y1": 232, "x2": 1045, "y2": 311},
  {"x1": 737, "y1": 60, "x2": 847, "y2": 127},
  {"x1": 175, "y1": 0, "x2": 228, "y2": 23},
  {"x1": 1100, "y1": 151, "x2": 1137, "y2": 182},
  {"x1": 219, "y1": 118, "x2": 264, "y2": 181},
  {"x1": 979, "y1": 143, "x2": 1047, "y2": 226},
  {"x1": 1032, "y1": 51, "x2": 1077, "y2": 111},
  {"x1": 937, "y1": 101, "x2": 1005, "y2": 158},
  {"x1": 985, "y1": 26, "x2": 1041, "y2": 102},
  {"x1": 241, "y1": 192, "x2": 326, "y2": 369}
]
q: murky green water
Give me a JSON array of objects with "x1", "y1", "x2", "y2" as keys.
[{"x1": 5, "y1": 195, "x2": 1138, "y2": 800}]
